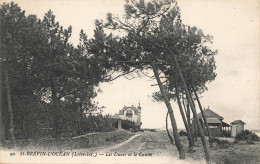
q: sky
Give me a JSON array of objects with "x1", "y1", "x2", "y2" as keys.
[{"x1": 3, "y1": 0, "x2": 259, "y2": 130}]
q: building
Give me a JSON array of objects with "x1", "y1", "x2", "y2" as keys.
[
  {"x1": 231, "y1": 120, "x2": 245, "y2": 137},
  {"x1": 113, "y1": 103, "x2": 142, "y2": 128},
  {"x1": 193, "y1": 107, "x2": 231, "y2": 137}
]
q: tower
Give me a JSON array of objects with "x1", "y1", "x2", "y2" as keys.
[{"x1": 137, "y1": 101, "x2": 142, "y2": 127}]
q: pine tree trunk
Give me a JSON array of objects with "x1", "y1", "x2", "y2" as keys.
[
  {"x1": 187, "y1": 105, "x2": 197, "y2": 143},
  {"x1": 191, "y1": 85, "x2": 213, "y2": 148},
  {"x1": 174, "y1": 79, "x2": 194, "y2": 152},
  {"x1": 182, "y1": 99, "x2": 187, "y2": 115},
  {"x1": 167, "y1": 48, "x2": 210, "y2": 163},
  {"x1": 183, "y1": 100, "x2": 195, "y2": 144},
  {"x1": 21, "y1": 115, "x2": 27, "y2": 140},
  {"x1": 0, "y1": 19, "x2": 5, "y2": 146},
  {"x1": 185, "y1": 88, "x2": 198, "y2": 143},
  {"x1": 166, "y1": 112, "x2": 174, "y2": 144},
  {"x1": 50, "y1": 77, "x2": 61, "y2": 139},
  {"x1": 0, "y1": 71, "x2": 5, "y2": 146},
  {"x1": 80, "y1": 101, "x2": 84, "y2": 135},
  {"x1": 151, "y1": 63, "x2": 186, "y2": 159},
  {"x1": 5, "y1": 69, "x2": 16, "y2": 146},
  {"x1": 192, "y1": 108, "x2": 198, "y2": 143}
]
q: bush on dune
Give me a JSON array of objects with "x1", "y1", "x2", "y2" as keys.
[
  {"x1": 235, "y1": 130, "x2": 259, "y2": 144},
  {"x1": 179, "y1": 130, "x2": 187, "y2": 136},
  {"x1": 121, "y1": 120, "x2": 136, "y2": 130},
  {"x1": 210, "y1": 137, "x2": 232, "y2": 149}
]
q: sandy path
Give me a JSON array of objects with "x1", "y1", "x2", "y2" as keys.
[
  {"x1": 74, "y1": 131, "x2": 207, "y2": 164},
  {"x1": 98, "y1": 133, "x2": 142, "y2": 153}
]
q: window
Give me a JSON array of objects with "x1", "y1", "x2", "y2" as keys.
[{"x1": 126, "y1": 110, "x2": 133, "y2": 118}]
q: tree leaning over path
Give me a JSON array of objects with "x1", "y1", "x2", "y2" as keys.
[
  {"x1": 0, "y1": 1, "x2": 217, "y2": 162},
  {"x1": 191, "y1": 85, "x2": 213, "y2": 148},
  {"x1": 100, "y1": 0, "x2": 218, "y2": 162},
  {"x1": 100, "y1": 0, "x2": 190, "y2": 159},
  {"x1": 151, "y1": 62, "x2": 185, "y2": 159},
  {"x1": 174, "y1": 75, "x2": 194, "y2": 152},
  {"x1": 155, "y1": 2, "x2": 216, "y2": 160}
]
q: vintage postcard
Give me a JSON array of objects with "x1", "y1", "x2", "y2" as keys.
[{"x1": 0, "y1": 0, "x2": 259, "y2": 163}]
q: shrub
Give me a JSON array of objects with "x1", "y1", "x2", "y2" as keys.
[
  {"x1": 218, "y1": 140, "x2": 232, "y2": 149},
  {"x1": 233, "y1": 140, "x2": 239, "y2": 144},
  {"x1": 235, "y1": 130, "x2": 260, "y2": 142},
  {"x1": 210, "y1": 137, "x2": 221, "y2": 144},
  {"x1": 210, "y1": 137, "x2": 231, "y2": 148},
  {"x1": 179, "y1": 130, "x2": 187, "y2": 136},
  {"x1": 143, "y1": 128, "x2": 157, "y2": 132},
  {"x1": 149, "y1": 129, "x2": 157, "y2": 132},
  {"x1": 121, "y1": 120, "x2": 136, "y2": 130}
]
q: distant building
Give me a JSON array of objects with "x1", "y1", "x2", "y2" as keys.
[
  {"x1": 113, "y1": 103, "x2": 142, "y2": 128},
  {"x1": 193, "y1": 107, "x2": 231, "y2": 137},
  {"x1": 231, "y1": 120, "x2": 245, "y2": 137}
]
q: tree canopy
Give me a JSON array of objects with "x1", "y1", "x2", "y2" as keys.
[{"x1": 0, "y1": 1, "x2": 217, "y2": 162}]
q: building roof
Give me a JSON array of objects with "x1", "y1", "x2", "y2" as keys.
[
  {"x1": 207, "y1": 118, "x2": 221, "y2": 124},
  {"x1": 197, "y1": 109, "x2": 224, "y2": 120},
  {"x1": 222, "y1": 121, "x2": 231, "y2": 127},
  {"x1": 119, "y1": 105, "x2": 139, "y2": 115},
  {"x1": 112, "y1": 114, "x2": 121, "y2": 119},
  {"x1": 230, "y1": 120, "x2": 245, "y2": 125}
]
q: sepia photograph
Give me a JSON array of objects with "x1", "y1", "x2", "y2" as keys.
[{"x1": 0, "y1": 0, "x2": 259, "y2": 163}]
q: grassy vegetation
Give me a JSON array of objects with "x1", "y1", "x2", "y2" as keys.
[
  {"x1": 4, "y1": 129, "x2": 259, "y2": 164},
  {"x1": 151, "y1": 130, "x2": 260, "y2": 164},
  {"x1": 3, "y1": 129, "x2": 134, "y2": 151},
  {"x1": 235, "y1": 130, "x2": 260, "y2": 144}
]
